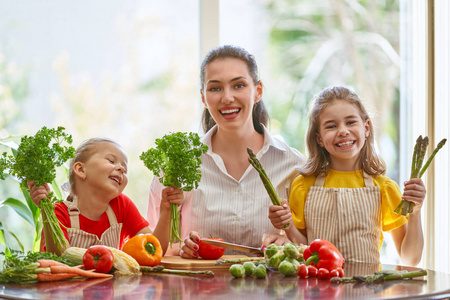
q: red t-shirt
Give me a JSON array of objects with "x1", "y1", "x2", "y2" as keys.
[{"x1": 54, "y1": 194, "x2": 149, "y2": 250}]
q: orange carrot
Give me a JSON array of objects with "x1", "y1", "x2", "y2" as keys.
[
  {"x1": 37, "y1": 259, "x2": 71, "y2": 268},
  {"x1": 50, "y1": 266, "x2": 113, "y2": 278},
  {"x1": 37, "y1": 273, "x2": 79, "y2": 282}
]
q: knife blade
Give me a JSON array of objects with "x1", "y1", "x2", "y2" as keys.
[{"x1": 200, "y1": 239, "x2": 264, "y2": 255}]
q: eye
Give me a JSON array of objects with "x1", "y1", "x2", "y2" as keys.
[
  {"x1": 325, "y1": 125, "x2": 336, "y2": 129},
  {"x1": 347, "y1": 120, "x2": 357, "y2": 125},
  {"x1": 107, "y1": 158, "x2": 114, "y2": 163},
  {"x1": 208, "y1": 86, "x2": 220, "y2": 92},
  {"x1": 235, "y1": 83, "x2": 245, "y2": 89}
]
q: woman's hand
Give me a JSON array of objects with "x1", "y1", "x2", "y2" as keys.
[
  {"x1": 402, "y1": 178, "x2": 426, "y2": 214},
  {"x1": 179, "y1": 231, "x2": 201, "y2": 259},
  {"x1": 262, "y1": 233, "x2": 291, "y2": 248},
  {"x1": 160, "y1": 186, "x2": 184, "y2": 211},
  {"x1": 27, "y1": 181, "x2": 50, "y2": 206},
  {"x1": 268, "y1": 199, "x2": 293, "y2": 229}
]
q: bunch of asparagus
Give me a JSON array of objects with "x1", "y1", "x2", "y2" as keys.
[
  {"x1": 394, "y1": 136, "x2": 447, "y2": 216},
  {"x1": 330, "y1": 269, "x2": 427, "y2": 284},
  {"x1": 247, "y1": 147, "x2": 289, "y2": 228}
]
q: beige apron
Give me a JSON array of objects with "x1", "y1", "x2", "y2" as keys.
[
  {"x1": 64, "y1": 197, "x2": 122, "y2": 249},
  {"x1": 304, "y1": 171, "x2": 381, "y2": 263}
]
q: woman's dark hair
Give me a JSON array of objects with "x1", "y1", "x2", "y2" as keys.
[{"x1": 200, "y1": 45, "x2": 269, "y2": 134}]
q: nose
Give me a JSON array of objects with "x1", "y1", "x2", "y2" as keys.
[
  {"x1": 221, "y1": 87, "x2": 234, "y2": 104},
  {"x1": 116, "y1": 164, "x2": 126, "y2": 173},
  {"x1": 337, "y1": 125, "x2": 349, "y2": 136}
]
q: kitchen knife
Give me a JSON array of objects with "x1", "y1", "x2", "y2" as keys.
[{"x1": 200, "y1": 239, "x2": 264, "y2": 255}]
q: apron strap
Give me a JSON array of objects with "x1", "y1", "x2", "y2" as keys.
[
  {"x1": 314, "y1": 172, "x2": 326, "y2": 186},
  {"x1": 64, "y1": 197, "x2": 118, "y2": 228}
]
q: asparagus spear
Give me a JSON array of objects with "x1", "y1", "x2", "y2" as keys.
[
  {"x1": 247, "y1": 147, "x2": 290, "y2": 228},
  {"x1": 395, "y1": 136, "x2": 447, "y2": 216},
  {"x1": 330, "y1": 269, "x2": 427, "y2": 284},
  {"x1": 140, "y1": 266, "x2": 214, "y2": 277},
  {"x1": 215, "y1": 257, "x2": 265, "y2": 266}
]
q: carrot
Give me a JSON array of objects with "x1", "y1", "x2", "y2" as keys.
[
  {"x1": 37, "y1": 259, "x2": 71, "y2": 268},
  {"x1": 50, "y1": 266, "x2": 113, "y2": 278},
  {"x1": 37, "y1": 273, "x2": 79, "y2": 282}
]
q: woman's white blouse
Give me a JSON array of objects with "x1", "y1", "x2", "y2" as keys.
[{"x1": 147, "y1": 125, "x2": 305, "y2": 252}]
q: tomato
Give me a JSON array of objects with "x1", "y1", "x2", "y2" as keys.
[
  {"x1": 307, "y1": 265, "x2": 318, "y2": 277},
  {"x1": 335, "y1": 267, "x2": 344, "y2": 278},
  {"x1": 317, "y1": 268, "x2": 330, "y2": 279},
  {"x1": 329, "y1": 269, "x2": 339, "y2": 278},
  {"x1": 83, "y1": 245, "x2": 114, "y2": 273},
  {"x1": 197, "y1": 238, "x2": 226, "y2": 260},
  {"x1": 298, "y1": 264, "x2": 309, "y2": 278}
]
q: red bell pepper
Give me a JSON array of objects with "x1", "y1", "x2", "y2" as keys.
[{"x1": 303, "y1": 239, "x2": 344, "y2": 272}]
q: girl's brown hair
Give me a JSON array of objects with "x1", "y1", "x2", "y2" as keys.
[
  {"x1": 66, "y1": 138, "x2": 121, "y2": 202},
  {"x1": 200, "y1": 45, "x2": 269, "y2": 134},
  {"x1": 301, "y1": 86, "x2": 386, "y2": 177}
]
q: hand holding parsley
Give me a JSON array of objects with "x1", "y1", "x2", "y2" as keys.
[
  {"x1": 0, "y1": 126, "x2": 76, "y2": 253},
  {"x1": 140, "y1": 132, "x2": 208, "y2": 245}
]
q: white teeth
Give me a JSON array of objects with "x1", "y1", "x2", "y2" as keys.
[
  {"x1": 221, "y1": 108, "x2": 239, "y2": 114},
  {"x1": 110, "y1": 177, "x2": 120, "y2": 184},
  {"x1": 338, "y1": 141, "x2": 354, "y2": 147}
]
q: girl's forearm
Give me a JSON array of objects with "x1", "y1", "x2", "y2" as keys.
[
  {"x1": 152, "y1": 210, "x2": 171, "y2": 254},
  {"x1": 400, "y1": 212, "x2": 424, "y2": 266},
  {"x1": 41, "y1": 211, "x2": 68, "y2": 256}
]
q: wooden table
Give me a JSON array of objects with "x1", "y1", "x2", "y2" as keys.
[{"x1": 1, "y1": 263, "x2": 449, "y2": 299}]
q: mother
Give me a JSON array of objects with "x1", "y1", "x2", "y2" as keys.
[{"x1": 147, "y1": 45, "x2": 305, "y2": 257}]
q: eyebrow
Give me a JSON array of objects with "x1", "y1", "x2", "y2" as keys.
[
  {"x1": 206, "y1": 76, "x2": 246, "y2": 84},
  {"x1": 322, "y1": 115, "x2": 359, "y2": 125}
]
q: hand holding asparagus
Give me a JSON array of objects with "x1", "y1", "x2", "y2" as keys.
[{"x1": 394, "y1": 136, "x2": 447, "y2": 216}]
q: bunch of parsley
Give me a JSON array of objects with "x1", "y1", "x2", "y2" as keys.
[
  {"x1": 0, "y1": 126, "x2": 75, "y2": 253},
  {"x1": 140, "y1": 132, "x2": 208, "y2": 244}
]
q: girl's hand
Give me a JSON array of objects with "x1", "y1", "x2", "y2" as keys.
[
  {"x1": 27, "y1": 181, "x2": 50, "y2": 207},
  {"x1": 402, "y1": 178, "x2": 427, "y2": 214},
  {"x1": 268, "y1": 199, "x2": 293, "y2": 229},
  {"x1": 179, "y1": 231, "x2": 201, "y2": 259},
  {"x1": 160, "y1": 186, "x2": 184, "y2": 211}
]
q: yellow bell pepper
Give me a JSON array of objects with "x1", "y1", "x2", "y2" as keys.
[{"x1": 122, "y1": 234, "x2": 163, "y2": 267}]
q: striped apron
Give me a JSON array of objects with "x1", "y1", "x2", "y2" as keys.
[
  {"x1": 64, "y1": 197, "x2": 122, "y2": 249},
  {"x1": 304, "y1": 171, "x2": 381, "y2": 263}
]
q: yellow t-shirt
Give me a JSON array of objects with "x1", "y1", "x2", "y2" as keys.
[{"x1": 289, "y1": 169, "x2": 408, "y2": 236}]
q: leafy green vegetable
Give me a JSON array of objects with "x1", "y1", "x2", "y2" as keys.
[
  {"x1": 0, "y1": 126, "x2": 76, "y2": 253},
  {"x1": 140, "y1": 132, "x2": 208, "y2": 244}
]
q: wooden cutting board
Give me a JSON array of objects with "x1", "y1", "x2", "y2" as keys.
[{"x1": 160, "y1": 255, "x2": 248, "y2": 270}]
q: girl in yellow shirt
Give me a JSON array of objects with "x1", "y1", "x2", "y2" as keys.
[{"x1": 269, "y1": 86, "x2": 426, "y2": 266}]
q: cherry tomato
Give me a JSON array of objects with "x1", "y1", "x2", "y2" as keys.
[
  {"x1": 298, "y1": 264, "x2": 309, "y2": 278},
  {"x1": 307, "y1": 265, "x2": 318, "y2": 277},
  {"x1": 197, "y1": 238, "x2": 226, "y2": 260},
  {"x1": 329, "y1": 269, "x2": 339, "y2": 278},
  {"x1": 336, "y1": 267, "x2": 345, "y2": 278},
  {"x1": 317, "y1": 268, "x2": 330, "y2": 279},
  {"x1": 82, "y1": 245, "x2": 114, "y2": 273}
]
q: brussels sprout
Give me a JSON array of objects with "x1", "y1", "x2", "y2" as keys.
[
  {"x1": 283, "y1": 243, "x2": 300, "y2": 259},
  {"x1": 229, "y1": 264, "x2": 245, "y2": 278},
  {"x1": 278, "y1": 260, "x2": 297, "y2": 276},
  {"x1": 254, "y1": 264, "x2": 267, "y2": 279},
  {"x1": 284, "y1": 257, "x2": 300, "y2": 269},
  {"x1": 267, "y1": 252, "x2": 286, "y2": 269},
  {"x1": 264, "y1": 243, "x2": 281, "y2": 258},
  {"x1": 243, "y1": 262, "x2": 257, "y2": 276}
]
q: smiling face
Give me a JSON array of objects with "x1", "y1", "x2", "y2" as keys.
[
  {"x1": 316, "y1": 100, "x2": 370, "y2": 171},
  {"x1": 201, "y1": 57, "x2": 262, "y2": 133},
  {"x1": 75, "y1": 141, "x2": 128, "y2": 199}
]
